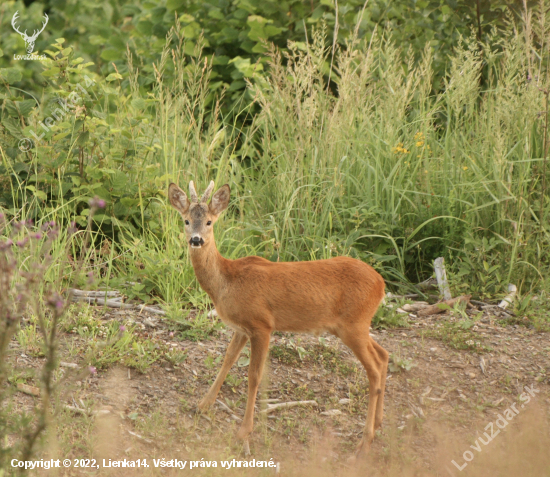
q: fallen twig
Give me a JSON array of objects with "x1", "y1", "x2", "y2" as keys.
[
  {"x1": 137, "y1": 304, "x2": 166, "y2": 316},
  {"x1": 128, "y1": 430, "x2": 153, "y2": 444},
  {"x1": 69, "y1": 289, "x2": 121, "y2": 297},
  {"x1": 17, "y1": 383, "x2": 40, "y2": 396},
  {"x1": 480, "y1": 304, "x2": 517, "y2": 318},
  {"x1": 401, "y1": 302, "x2": 429, "y2": 313},
  {"x1": 479, "y1": 357, "x2": 487, "y2": 375},
  {"x1": 59, "y1": 361, "x2": 79, "y2": 368},
  {"x1": 386, "y1": 293, "x2": 419, "y2": 300},
  {"x1": 65, "y1": 405, "x2": 87, "y2": 415},
  {"x1": 417, "y1": 295, "x2": 471, "y2": 317},
  {"x1": 72, "y1": 295, "x2": 135, "y2": 309},
  {"x1": 260, "y1": 400, "x2": 318, "y2": 414},
  {"x1": 70, "y1": 289, "x2": 167, "y2": 315},
  {"x1": 216, "y1": 399, "x2": 242, "y2": 422}
]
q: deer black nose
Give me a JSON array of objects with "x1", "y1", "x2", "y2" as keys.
[{"x1": 189, "y1": 236, "x2": 204, "y2": 246}]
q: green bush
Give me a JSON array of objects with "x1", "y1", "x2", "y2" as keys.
[{"x1": 1, "y1": 1, "x2": 549, "y2": 306}]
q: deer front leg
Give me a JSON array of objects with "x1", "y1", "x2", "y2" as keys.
[
  {"x1": 236, "y1": 331, "x2": 271, "y2": 440},
  {"x1": 198, "y1": 331, "x2": 248, "y2": 410}
]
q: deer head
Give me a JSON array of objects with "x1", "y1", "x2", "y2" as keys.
[
  {"x1": 11, "y1": 11, "x2": 49, "y2": 54},
  {"x1": 168, "y1": 181, "x2": 230, "y2": 249}
]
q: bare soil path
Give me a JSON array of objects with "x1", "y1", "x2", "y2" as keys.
[{"x1": 9, "y1": 305, "x2": 550, "y2": 476}]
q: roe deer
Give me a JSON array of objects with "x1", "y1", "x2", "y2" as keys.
[{"x1": 168, "y1": 180, "x2": 389, "y2": 457}]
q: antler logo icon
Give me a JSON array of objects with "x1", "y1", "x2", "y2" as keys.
[{"x1": 11, "y1": 11, "x2": 49, "y2": 54}]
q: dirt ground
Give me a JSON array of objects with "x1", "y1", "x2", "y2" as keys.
[{"x1": 8, "y1": 303, "x2": 550, "y2": 476}]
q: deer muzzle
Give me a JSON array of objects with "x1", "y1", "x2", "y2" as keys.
[{"x1": 189, "y1": 235, "x2": 204, "y2": 248}]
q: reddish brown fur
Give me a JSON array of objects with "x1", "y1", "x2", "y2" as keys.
[{"x1": 168, "y1": 181, "x2": 389, "y2": 457}]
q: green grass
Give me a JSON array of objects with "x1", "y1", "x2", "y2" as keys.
[
  {"x1": 422, "y1": 318, "x2": 490, "y2": 352},
  {"x1": 2, "y1": 6, "x2": 550, "y2": 327},
  {"x1": 271, "y1": 340, "x2": 358, "y2": 377}
]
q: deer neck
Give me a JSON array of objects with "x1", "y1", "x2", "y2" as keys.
[{"x1": 188, "y1": 238, "x2": 227, "y2": 302}]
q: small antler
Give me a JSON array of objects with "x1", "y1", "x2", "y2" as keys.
[
  {"x1": 11, "y1": 11, "x2": 28, "y2": 38},
  {"x1": 200, "y1": 181, "x2": 215, "y2": 203},
  {"x1": 189, "y1": 181, "x2": 198, "y2": 203}
]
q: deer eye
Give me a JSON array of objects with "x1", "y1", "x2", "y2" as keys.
[
  {"x1": 184, "y1": 220, "x2": 189, "y2": 225},
  {"x1": 206, "y1": 221, "x2": 212, "y2": 226}
]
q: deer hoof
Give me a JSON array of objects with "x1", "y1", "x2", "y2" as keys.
[{"x1": 242, "y1": 439, "x2": 251, "y2": 456}]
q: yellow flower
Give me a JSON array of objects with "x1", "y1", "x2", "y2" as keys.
[
  {"x1": 416, "y1": 141, "x2": 424, "y2": 147},
  {"x1": 463, "y1": 166, "x2": 468, "y2": 170}
]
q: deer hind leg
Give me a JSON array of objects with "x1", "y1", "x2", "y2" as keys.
[
  {"x1": 340, "y1": 327, "x2": 385, "y2": 456},
  {"x1": 198, "y1": 330, "x2": 248, "y2": 410},
  {"x1": 371, "y1": 338, "x2": 389, "y2": 430},
  {"x1": 236, "y1": 330, "x2": 271, "y2": 440}
]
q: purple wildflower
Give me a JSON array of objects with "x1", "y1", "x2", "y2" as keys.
[
  {"x1": 88, "y1": 366, "x2": 97, "y2": 375},
  {"x1": 46, "y1": 293, "x2": 64, "y2": 311},
  {"x1": 89, "y1": 196, "x2": 106, "y2": 208},
  {"x1": 68, "y1": 221, "x2": 77, "y2": 235},
  {"x1": 119, "y1": 325, "x2": 126, "y2": 332},
  {"x1": 33, "y1": 232, "x2": 43, "y2": 240},
  {"x1": 0, "y1": 239, "x2": 13, "y2": 250}
]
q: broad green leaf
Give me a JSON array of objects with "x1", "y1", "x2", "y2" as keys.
[
  {"x1": 17, "y1": 100, "x2": 36, "y2": 117},
  {"x1": 41, "y1": 67, "x2": 61, "y2": 77},
  {"x1": 2, "y1": 117, "x2": 23, "y2": 138},
  {"x1": 106, "y1": 73, "x2": 123, "y2": 82},
  {"x1": 0, "y1": 68, "x2": 22, "y2": 84},
  {"x1": 53, "y1": 132, "x2": 70, "y2": 140},
  {"x1": 131, "y1": 98, "x2": 146, "y2": 110},
  {"x1": 100, "y1": 49, "x2": 120, "y2": 61},
  {"x1": 76, "y1": 131, "x2": 90, "y2": 146},
  {"x1": 110, "y1": 171, "x2": 128, "y2": 190},
  {"x1": 166, "y1": 0, "x2": 185, "y2": 10}
]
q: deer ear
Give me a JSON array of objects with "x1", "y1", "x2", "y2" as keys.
[
  {"x1": 209, "y1": 184, "x2": 230, "y2": 216},
  {"x1": 168, "y1": 183, "x2": 190, "y2": 215}
]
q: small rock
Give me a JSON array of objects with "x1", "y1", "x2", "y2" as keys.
[
  {"x1": 320, "y1": 409, "x2": 342, "y2": 417},
  {"x1": 339, "y1": 398, "x2": 351, "y2": 405}
]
